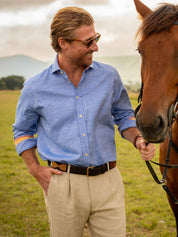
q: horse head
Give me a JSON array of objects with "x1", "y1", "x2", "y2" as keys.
[{"x1": 133, "y1": 0, "x2": 178, "y2": 143}]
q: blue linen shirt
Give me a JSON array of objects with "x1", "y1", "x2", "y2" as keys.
[{"x1": 13, "y1": 55, "x2": 136, "y2": 167}]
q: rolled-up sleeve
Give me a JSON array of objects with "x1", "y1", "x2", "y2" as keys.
[
  {"x1": 13, "y1": 82, "x2": 39, "y2": 155},
  {"x1": 112, "y1": 73, "x2": 136, "y2": 136}
]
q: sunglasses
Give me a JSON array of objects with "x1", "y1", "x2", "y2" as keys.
[{"x1": 67, "y1": 33, "x2": 101, "y2": 48}]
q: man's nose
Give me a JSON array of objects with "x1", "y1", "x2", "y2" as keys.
[{"x1": 90, "y1": 41, "x2": 99, "y2": 52}]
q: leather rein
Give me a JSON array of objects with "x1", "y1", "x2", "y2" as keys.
[{"x1": 135, "y1": 84, "x2": 178, "y2": 204}]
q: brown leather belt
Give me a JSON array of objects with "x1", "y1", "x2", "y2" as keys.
[{"x1": 49, "y1": 161, "x2": 116, "y2": 176}]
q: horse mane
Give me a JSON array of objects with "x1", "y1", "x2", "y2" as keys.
[{"x1": 138, "y1": 4, "x2": 178, "y2": 41}]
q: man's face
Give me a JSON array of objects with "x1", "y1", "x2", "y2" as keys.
[{"x1": 64, "y1": 25, "x2": 99, "y2": 69}]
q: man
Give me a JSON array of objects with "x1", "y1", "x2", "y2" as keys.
[{"x1": 13, "y1": 7, "x2": 155, "y2": 237}]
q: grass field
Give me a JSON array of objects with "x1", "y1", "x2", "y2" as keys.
[{"x1": 0, "y1": 90, "x2": 176, "y2": 237}]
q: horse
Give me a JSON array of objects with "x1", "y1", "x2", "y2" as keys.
[{"x1": 133, "y1": 0, "x2": 178, "y2": 235}]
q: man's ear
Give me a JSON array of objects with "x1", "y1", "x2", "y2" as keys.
[{"x1": 58, "y1": 37, "x2": 67, "y2": 50}]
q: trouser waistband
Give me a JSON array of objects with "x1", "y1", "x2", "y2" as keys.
[{"x1": 48, "y1": 161, "x2": 116, "y2": 176}]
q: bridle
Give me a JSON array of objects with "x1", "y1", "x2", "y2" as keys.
[{"x1": 135, "y1": 82, "x2": 178, "y2": 203}]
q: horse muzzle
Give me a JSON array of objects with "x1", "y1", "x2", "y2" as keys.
[
  {"x1": 136, "y1": 110, "x2": 168, "y2": 143},
  {"x1": 135, "y1": 101, "x2": 178, "y2": 143}
]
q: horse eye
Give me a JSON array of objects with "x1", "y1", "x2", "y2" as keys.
[
  {"x1": 136, "y1": 47, "x2": 143, "y2": 56},
  {"x1": 136, "y1": 48, "x2": 141, "y2": 54}
]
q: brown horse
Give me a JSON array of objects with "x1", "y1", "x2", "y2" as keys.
[{"x1": 133, "y1": 0, "x2": 178, "y2": 235}]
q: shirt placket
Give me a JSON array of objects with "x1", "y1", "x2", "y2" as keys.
[{"x1": 75, "y1": 90, "x2": 90, "y2": 163}]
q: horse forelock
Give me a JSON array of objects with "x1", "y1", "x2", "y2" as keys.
[{"x1": 137, "y1": 4, "x2": 178, "y2": 41}]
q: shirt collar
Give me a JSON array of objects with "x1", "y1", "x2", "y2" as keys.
[{"x1": 51, "y1": 54, "x2": 61, "y2": 74}]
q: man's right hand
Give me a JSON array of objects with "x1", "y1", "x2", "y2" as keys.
[
  {"x1": 21, "y1": 148, "x2": 62, "y2": 195},
  {"x1": 30, "y1": 165, "x2": 63, "y2": 195}
]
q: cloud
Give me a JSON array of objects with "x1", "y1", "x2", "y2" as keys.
[
  {"x1": 95, "y1": 13, "x2": 139, "y2": 57},
  {"x1": 0, "y1": 9, "x2": 139, "y2": 62},
  {"x1": 0, "y1": 23, "x2": 55, "y2": 61},
  {"x1": 0, "y1": 0, "x2": 140, "y2": 61},
  {"x1": 0, "y1": 0, "x2": 56, "y2": 10},
  {"x1": 2, "y1": 0, "x2": 176, "y2": 62},
  {"x1": 72, "y1": 0, "x2": 109, "y2": 5}
]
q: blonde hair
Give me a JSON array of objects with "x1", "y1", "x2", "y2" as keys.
[{"x1": 50, "y1": 7, "x2": 94, "y2": 52}]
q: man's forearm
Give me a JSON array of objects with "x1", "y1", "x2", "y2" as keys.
[
  {"x1": 21, "y1": 148, "x2": 40, "y2": 176},
  {"x1": 122, "y1": 127, "x2": 142, "y2": 147}
]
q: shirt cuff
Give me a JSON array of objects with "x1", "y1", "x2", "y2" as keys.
[
  {"x1": 118, "y1": 119, "x2": 137, "y2": 138},
  {"x1": 15, "y1": 137, "x2": 37, "y2": 155}
]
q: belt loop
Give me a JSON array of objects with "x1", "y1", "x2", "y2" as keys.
[
  {"x1": 107, "y1": 162, "x2": 110, "y2": 171},
  {"x1": 67, "y1": 164, "x2": 71, "y2": 173}
]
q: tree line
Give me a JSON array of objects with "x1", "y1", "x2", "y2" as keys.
[
  {"x1": 0, "y1": 75, "x2": 25, "y2": 90},
  {"x1": 0, "y1": 75, "x2": 140, "y2": 93}
]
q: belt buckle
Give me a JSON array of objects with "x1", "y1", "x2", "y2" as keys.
[{"x1": 87, "y1": 166, "x2": 95, "y2": 176}]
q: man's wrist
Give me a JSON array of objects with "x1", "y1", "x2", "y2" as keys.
[
  {"x1": 133, "y1": 134, "x2": 143, "y2": 148},
  {"x1": 28, "y1": 163, "x2": 41, "y2": 177}
]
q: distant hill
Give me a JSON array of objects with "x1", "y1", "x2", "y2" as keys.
[
  {"x1": 0, "y1": 54, "x2": 141, "y2": 84},
  {"x1": 0, "y1": 55, "x2": 51, "y2": 79}
]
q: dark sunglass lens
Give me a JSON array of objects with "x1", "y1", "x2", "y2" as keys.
[
  {"x1": 95, "y1": 36, "x2": 99, "y2": 42},
  {"x1": 87, "y1": 39, "x2": 94, "y2": 47},
  {"x1": 86, "y1": 34, "x2": 100, "y2": 47},
  {"x1": 95, "y1": 35, "x2": 100, "y2": 43}
]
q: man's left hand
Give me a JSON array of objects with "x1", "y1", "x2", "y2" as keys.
[{"x1": 136, "y1": 137, "x2": 156, "y2": 161}]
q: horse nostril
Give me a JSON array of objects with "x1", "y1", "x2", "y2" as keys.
[
  {"x1": 157, "y1": 114, "x2": 166, "y2": 130},
  {"x1": 137, "y1": 113, "x2": 166, "y2": 130},
  {"x1": 136, "y1": 112, "x2": 167, "y2": 142}
]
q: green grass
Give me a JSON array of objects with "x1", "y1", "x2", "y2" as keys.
[{"x1": 0, "y1": 91, "x2": 176, "y2": 236}]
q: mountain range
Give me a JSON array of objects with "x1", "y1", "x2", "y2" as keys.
[
  {"x1": 0, "y1": 54, "x2": 141, "y2": 84},
  {"x1": 0, "y1": 55, "x2": 51, "y2": 80}
]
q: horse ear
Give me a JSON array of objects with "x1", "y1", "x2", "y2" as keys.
[{"x1": 133, "y1": 0, "x2": 152, "y2": 19}]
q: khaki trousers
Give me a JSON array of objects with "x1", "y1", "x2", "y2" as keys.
[{"x1": 44, "y1": 167, "x2": 126, "y2": 237}]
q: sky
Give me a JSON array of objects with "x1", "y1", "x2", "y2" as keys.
[{"x1": 0, "y1": 0, "x2": 177, "y2": 62}]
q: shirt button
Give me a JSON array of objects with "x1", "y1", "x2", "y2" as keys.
[
  {"x1": 79, "y1": 115, "x2": 82, "y2": 118},
  {"x1": 61, "y1": 71, "x2": 64, "y2": 74},
  {"x1": 76, "y1": 96, "x2": 79, "y2": 99},
  {"x1": 83, "y1": 133, "x2": 86, "y2": 137},
  {"x1": 68, "y1": 81, "x2": 70, "y2": 84},
  {"x1": 85, "y1": 153, "x2": 88, "y2": 157}
]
